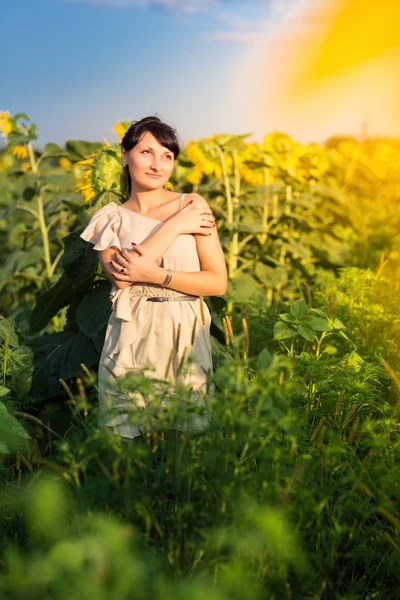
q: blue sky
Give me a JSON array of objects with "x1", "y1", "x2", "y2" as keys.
[
  {"x1": 2, "y1": 0, "x2": 286, "y2": 148},
  {"x1": 3, "y1": 0, "x2": 396, "y2": 149}
]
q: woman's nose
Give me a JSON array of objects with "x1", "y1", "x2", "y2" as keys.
[{"x1": 151, "y1": 161, "x2": 161, "y2": 171}]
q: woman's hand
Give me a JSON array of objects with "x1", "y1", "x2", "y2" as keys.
[
  {"x1": 109, "y1": 245, "x2": 164, "y2": 285},
  {"x1": 167, "y1": 200, "x2": 215, "y2": 235}
]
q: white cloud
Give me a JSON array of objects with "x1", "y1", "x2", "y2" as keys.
[
  {"x1": 63, "y1": 0, "x2": 219, "y2": 12},
  {"x1": 62, "y1": 0, "x2": 282, "y2": 15},
  {"x1": 202, "y1": 31, "x2": 266, "y2": 43},
  {"x1": 201, "y1": 5, "x2": 274, "y2": 44},
  {"x1": 63, "y1": 0, "x2": 275, "y2": 41},
  {"x1": 211, "y1": 10, "x2": 268, "y2": 31}
]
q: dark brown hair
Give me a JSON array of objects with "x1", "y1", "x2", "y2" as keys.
[{"x1": 120, "y1": 115, "x2": 182, "y2": 198}]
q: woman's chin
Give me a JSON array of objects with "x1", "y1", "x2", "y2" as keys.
[{"x1": 135, "y1": 178, "x2": 164, "y2": 190}]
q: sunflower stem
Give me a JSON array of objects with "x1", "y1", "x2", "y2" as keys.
[
  {"x1": 36, "y1": 186, "x2": 52, "y2": 281},
  {"x1": 27, "y1": 141, "x2": 38, "y2": 173}
]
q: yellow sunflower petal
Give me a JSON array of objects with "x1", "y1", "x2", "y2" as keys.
[
  {"x1": 0, "y1": 110, "x2": 13, "y2": 137},
  {"x1": 9, "y1": 144, "x2": 29, "y2": 159},
  {"x1": 113, "y1": 122, "x2": 128, "y2": 139},
  {"x1": 59, "y1": 157, "x2": 72, "y2": 169}
]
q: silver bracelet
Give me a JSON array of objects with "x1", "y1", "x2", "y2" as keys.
[{"x1": 162, "y1": 268, "x2": 173, "y2": 287}]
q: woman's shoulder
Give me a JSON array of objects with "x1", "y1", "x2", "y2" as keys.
[
  {"x1": 182, "y1": 192, "x2": 210, "y2": 209},
  {"x1": 80, "y1": 201, "x2": 122, "y2": 251}
]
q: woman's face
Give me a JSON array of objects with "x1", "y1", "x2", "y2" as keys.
[{"x1": 122, "y1": 130, "x2": 175, "y2": 189}]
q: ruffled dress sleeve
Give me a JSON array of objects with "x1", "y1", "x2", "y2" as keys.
[{"x1": 80, "y1": 202, "x2": 122, "y2": 252}]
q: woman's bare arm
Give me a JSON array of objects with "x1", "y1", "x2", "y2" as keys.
[
  {"x1": 99, "y1": 195, "x2": 214, "y2": 289},
  {"x1": 110, "y1": 195, "x2": 228, "y2": 296},
  {"x1": 98, "y1": 220, "x2": 182, "y2": 290},
  {"x1": 162, "y1": 195, "x2": 227, "y2": 295}
]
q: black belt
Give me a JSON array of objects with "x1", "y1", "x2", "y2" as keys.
[{"x1": 146, "y1": 295, "x2": 199, "y2": 302}]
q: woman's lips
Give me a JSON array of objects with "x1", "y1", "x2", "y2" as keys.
[{"x1": 146, "y1": 173, "x2": 162, "y2": 178}]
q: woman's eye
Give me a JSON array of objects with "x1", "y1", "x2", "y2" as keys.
[{"x1": 142, "y1": 150, "x2": 172, "y2": 159}]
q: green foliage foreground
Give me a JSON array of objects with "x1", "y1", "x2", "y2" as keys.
[{"x1": 0, "y1": 267, "x2": 400, "y2": 599}]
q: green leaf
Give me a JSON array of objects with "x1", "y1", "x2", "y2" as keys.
[
  {"x1": 44, "y1": 142, "x2": 63, "y2": 155},
  {"x1": 0, "y1": 317, "x2": 20, "y2": 347},
  {"x1": 281, "y1": 240, "x2": 313, "y2": 259},
  {"x1": 13, "y1": 112, "x2": 31, "y2": 121},
  {"x1": 254, "y1": 263, "x2": 288, "y2": 288},
  {"x1": 257, "y1": 348, "x2": 273, "y2": 370},
  {"x1": 309, "y1": 317, "x2": 330, "y2": 331},
  {"x1": 254, "y1": 262, "x2": 272, "y2": 282},
  {"x1": 323, "y1": 345, "x2": 337, "y2": 354},
  {"x1": 76, "y1": 282, "x2": 111, "y2": 339},
  {"x1": 235, "y1": 222, "x2": 267, "y2": 234},
  {"x1": 65, "y1": 140, "x2": 103, "y2": 162},
  {"x1": 226, "y1": 273, "x2": 260, "y2": 303},
  {"x1": 213, "y1": 363, "x2": 240, "y2": 391},
  {"x1": 279, "y1": 313, "x2": 296, "y2": 323},
  {"x1": 0, "y1": 248, "x2": 43, "y2": 283},
  {"x1": 333, "y1": 318, "x2": 346, "y2": 330},
  {"x1": 61, "y1": 228, "x2": 98, "y2": 288},
  {"x1": 341, "y1": 350, "x2": 364, "y2": 372},
  {"x1": 211, "y1": 337, "x2": 235, "y2": 370},
  {"x1": 29, "y1": 274, "x2": 73, "y2": 334},
  {"x1": 214, "y1": 133, "x2": 250, "y2": 152},
  {"x1": 204, "y1": 296, "x2": 226, "y2": 345},
  {"x1": 312, "y1": 308, "x2": 329, "y2": 319},
  {"x1": 8, "y1": 223, "x2": 30, "y2": 247},
  {"x1": 297, "y1": 325, "x2": 316, "y2": 341},
  {"x1": 242, "y1": 158, "x2": 273, "y2": 169},
  {"x1": 205, "y1": 295, "x2": 227, "y2": 318},
  {"x1": 289, "y1": 299, "x2": 309, "y2": 319},
  {"x1": 7, "y1": 132, "x2": 27, "y2": 146},
  {"x1": 28, "y1": 332, "x2": 99, "y2": 399},
  {"x1": 273, "y1": 321, "x2": 297, "y2": 340},
  {"x1": 0, "y1": 401, "x2": 30, "y2": 454}
]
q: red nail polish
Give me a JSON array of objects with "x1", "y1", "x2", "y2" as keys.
[
  {"x1": 109, "y1": 261, "x2": 112, "y2": 264},
  {"x1": 131, "y1": 242, "x2": 136, "y2": 246},
  {"x1": 189, "y1": 199, "x2": 193, "y2": 204}
]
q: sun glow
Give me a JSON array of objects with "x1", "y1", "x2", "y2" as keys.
[{"x1": 232, "y1": 0, "x2": 400, "y2": 142}]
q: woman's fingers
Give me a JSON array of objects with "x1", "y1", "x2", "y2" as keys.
[
  {"x1": 194, "y1": 227, "x2": 214, "y2": 236},
  {"x1": 109, "y1": 259, "x2": 126, "y2": 272},
  {"x1": 111, "y1": 269, "x2": 129, "y2": 279},
  {"x1": 121, "y1": 247, "x2": 133, "y2": 260},
  {"x1": 200, "y1": 217, "x2": 216, "y2": 227},
  {"x1": 112, "y1": 254, "x2": 124, "y2": 266},
  {"x1": 113, "y1": 247, "x2": 143, "y2": 264},
  {"x1": 130, "y1": 243, "x2": 144, "y2": 256}
]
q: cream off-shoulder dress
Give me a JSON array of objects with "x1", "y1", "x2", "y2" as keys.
[{"x1": 80, "y1": 194, "x2": 213, "y2": 440}]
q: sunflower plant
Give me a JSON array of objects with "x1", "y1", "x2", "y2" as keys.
[
  {"x1": 75, "y1": 139, "x2": 127, "y2": 205},
  {"x1": 273, "y1": 298, "x2": 353, "y2": 360},
  {"x1": 0, "y1": 110, "x2": 37, "y2": 172}
]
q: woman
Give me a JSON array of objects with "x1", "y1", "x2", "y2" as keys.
[{"x1": 80, "y1": 116, "x2": 227, "y2": 441}]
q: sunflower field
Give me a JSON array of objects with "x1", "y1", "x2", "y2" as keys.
[{"x1": 0, "y1": 110, "x2": 399, "y2": 599}]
